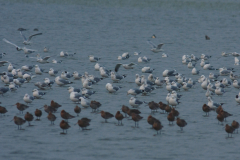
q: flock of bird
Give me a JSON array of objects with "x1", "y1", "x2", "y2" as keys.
[{"x1": 0, "y1": 30, "x2": 240, "y2": 137}]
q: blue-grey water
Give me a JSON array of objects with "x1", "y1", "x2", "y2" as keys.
[{"x1": 0, "y1": 0, "x2": 240, "y2": 159}]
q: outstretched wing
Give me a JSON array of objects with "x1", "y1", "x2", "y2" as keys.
[
  {"x1": 28, "y1": 33, "x2": 42, "y2": 41},
  {"x1": 128, "y1": 63, "x2": 136, "y2": 67},
  {"x1": 147, "y1": 40, "x2": 156, "y2": 48},
  {"x1": 3, "y1": 38, "x2": 20, "y2": 48},
  {"x1": 157, "y1": 43, "x2": 164, "y2": 49},
  {"x1": 115, "y1": 63, "x2": 122, "y2": 72},
  {"x1": 43, "y1": 56, "x2": 51, "y2": 60},
  {"x1": 20, "y1": 31, "x2": 27, "y2": 41}
]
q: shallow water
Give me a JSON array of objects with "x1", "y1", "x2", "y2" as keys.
[{"x1": 0, "y1": 0, "x2": 240, "y2": 159}]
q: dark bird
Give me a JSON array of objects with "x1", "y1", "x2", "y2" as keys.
[
  {"x1": 121, "y1": 105, "x2": 130, "y2": 117},
  {"x1": 216, "y1": 106, "x2": 223, "y2": 114},
  {"x1": 60, "y1": 120, "x2": 71, "y2": 134},
  {"x1": 147, "y1": 115, "x2": 160, "y2": 127},
  {"x1": 165, "y1": 105, "x2": 172, "y2": 114},
  {"x1": 171, "y1": 108, "x2": 179, "y2": 117},
  {"x1": 147, "y1": 101, "x2": 159, "y2": 113},
  {"x1": 34, "y1": 109, "x2": 42, "y2": 121},
  {"x1": 202, "y1": 104, "x2": 214, "y2": 116},
  {"x1": 225, "y1": 124, "x2": 234, "y2": 138},
  {"x1": 76, "y1": 118, "x2": 91, "y2": 130},
  {"x1": 127, "y1": 109, "x2": 141, "y2": 117},
  {"x1": 205, "y1": 35, "x2": 210, "y2": 40},
  {"x1": 153, "y1": 121, "x2": 163, "y2": 135},
  {"x1": 176, "y1": 118, "x2": 187, "y2": 131},
  {"x1": 132, "y1": 113, "x2": 143, "y2": 127},
  {"x1": 90, "y1": 100, "x2": 101, "y2": 112},
  {"x1": 15, "y1": 102, "x2": 29, "y2": 114},
  {"x1": 61, "y1": 110, "x2": 75, "y2": 122},
  {"x1": 219, "y1": 109, "x2": 232, "y2": 121},
  {"x1": 12, "y1": 116, "x2": 26, "y2": 130},
  {"x1": 159, "y1": 101, "x2": 167, "y2": 113},
  {"x1": 217, "y1": 113, "x2": 224, "y2": 125},
  {"x1": 100, "y1": 111, "x2": 114, "y2": 122},
  {"x1": 47, "y1": 112, "x2": 56, "y2": 125},
  {"x1": 42, "y1": 105, "x2": 57, "y2": 113},
  {"x1": 74, "y1": 105, "x2": 81, "y2": 116},
  {"x1": 115, "y1": 111, "x2": 124, "y2": 125},
  {"x1": 167, "y1": 113, "x2": 175, "y2": 125},
  {"x1": 24, "y1": 112, "x2": 34, "y2": 126},
  {"x1": 50, "y1": 100, "x2": 62, "y2": 109},
  {"x1": 0, "y1": 106, "x2": 8, "y2": 115},
  {"x1": 231, "y1": 120, "x2": 239, "y2": 133}
]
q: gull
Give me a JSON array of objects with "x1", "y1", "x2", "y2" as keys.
[
  {"x1": 13, "y1": 78, "x2": 26, "y2": 86},
  {"x1": 221, "y1": 52, "x2": 230, "y2": 57},
  {"x1": 142, "y1": 67, "x2": 154, "y2": 73},
  {"x1": 166, "y1": 82, "x2": 179, "y2": 92},
  {"x1": 81, "y1": 88, "x2": 95, "y2": 98},
  {"x1": 162, "y1": 53, "x2": 168, "y2": 57},
  {"x1": 99, "y1": 67, "x2": 111, "y2": 77},
  {"x1": 43, "y1": 47, "x2": 49, "y2": 52},
  {"x1": 44, "y1": 78, "x2": 54, "y2": 87},
  {"x1": 32, "y1": 89, "x2": 46, "y2": 99},
  {"x1": 20, "y1": 31, "x2": 42, "y2": 45},
  {"x1": 79, "y1": 97, "x2": 90, "y2": 108},
  {"x1": 61, "y1": 71, "x2": 72, "y2": 80},
  {"x1": 16, "y1": 69, "x2": 25, "y2": 78},
  {"x1": 87, "y1": 75, "x2": 103, "y2": 84},
  {"x1": 110, "y1": 71, "x2": 126, "y2": 83},
  {"x1": 35, "y1": 65, "x2": 45, "y2": 74},
  {"x1": 215, "y1": 81, "x2": 225, "y2": 88},
  {"x1": 0, "y1": 61, "x2": 9, "y2": 67},
  {"x1": 221, "y1": 78, "x2": 231, "y2": 86},
  {"x1": 155, "y1": 77, "x2": 165, "y2": 87},
  {"x1": 233, "y1": 80, "x2": 240, "y2": 89},
  {"x1": 106, "y1": 83, "x2": 121, "y2": 93},
  {"x1": 23, "y1": 73, "x2": 35, "y2": 82},
  {"x1": 72, "y1": 71, "x2": 82, "y2": 80},
  {"x1": 207, "y1": 97, "x2": 223, "y2": 109},
  {"x1": 147, "y1": 40, "x2": 168, "y2": 53},
  {"x1": 0, "y1": 87, "x2": 9, "y2": 95},
  {"x1": 135, "y1": 74, "x2": 141, "y2": 86},
  {"x1": 148, "y1": 74, "x2": 156, "y2": 82},
  {"x1": 60, "y1": 51, "x2": 76, "y2": 57},
  {"x1": 171, "y1": 91, "x2": 182, "y2": 99},
  {"x1": 209, "y1": 73, "x2": 219, "y2": 80},
  {"x1": 68, "y1": 86, "x2": 81, "y2": 93},
  {"x1": 200, "y1": 59, "x2": 209, "y2": 67},
  {"x1": 187, "y1": 62, "x2": 196, "y2": 69},
  {"x1": 169, "y1": 95, "x2": 180, "y2": 107},
  {"x1": 235, "y1": 95, "x2": 240, "y2": 104},
  {"x1": 198, "y1": 75, "x2": 206, "y2": 83},
  {"x1": 52, "y1": 59, "x2": 62, "y2": 64},
  {"x1": 166, "y1": 93, "x2": 171, "y2": 104},
  {"x1": 205, "y1": 89, "x2": 214, "y2": 97},
  {"x1": 49, "y1": 68, "x2": 58, "y2": 76},
  {"x1": 134, "y1": 51, "x2": 141, "y2": 55},
  {"x1": 82, "y1": 79, "x2": 93, "y2": 89},
  {"x1": 187, "y1": 78, "x2": 196, "y2": 85},
  {"x1": 36, "y1": 55, "x2": 51, "y2": 64},
  {"x1": 8, "y1": 63, "x2": 15, "y2": 72},
  {"x1": 172, "y1": 81, "x2": 182, "y2": 89},
  {"x1": 207, "y1": 83, "x2": 216, "y2": 92},
  {"x1": 127, "y1": 88, "x2": 143, "y2": 96},
  {"x1": 3, "y1": 38, "x2": 36, "y2": 54},
  {"x1": 218, "y1": 68, "x2": 231, "y2": 76},
  {"x1": 94, "y1": 63, "x2": 102, "y2": 71},
  {"x1": 203, "y1": 64, "x2": 215, "y2": 70},
  {"x1": 143, "y1": 56, "x2": 151, "y2": 62},
  {"x1": 34, "y1": 82, "x2": 50, "y2": 90},
  {"x1": 129, "y1": 97, "x2": 145, "y2": 107},
  {"x1": 21, "y1": 65, "x2": 34, "y2": 71},
  {"x1": 162, "y1": 69, "x2": 177, "y2": 77},
  {"x1": 200, "y1": 54, "x2": 211, "y2": 60},
  {"x1": 201, "y1": 78, "x2": 209, "y2": 90},
  {"x1": 235, "y1": 57, "x2": 239, "y2": 65},
  {"x1": 2, "y1": 75, "x2": 13, "y2": 84},
  {"x1": 23, "y1": 93, "x2": 34, "y2": 104},
  {"x1": 138, "y1": 57, "x2": 149, "y2": 63},
  {"x1": 182, "y1": 57, "x2": 192, "y2": 64},
  {"x1": 89, "y1": 55, "x2": 100, "y2": 62},
  {"x1": 70, "y1": 92, "x2": 83, "y2": 103},
  {"x1": 232, "y1": 52, "x2": 240, "y2": 57},
  {"x1": 55, "y1": 76, "x2": 72, "y2": 86},
  {"x1": 118, "y1": 52, "x2": 130, "y2": 60},
  {"x1": 114, "y1": 63, "x2": 136, "y2": 72},
  {"x1": 190, "y1": 54, "x2": 199, "y2": 61},
  {"x1": 192, "y1": 68, "x2": 200, "y2": 75},
  {"x1": 215, "y1": 87, "x2": 225, "y2": 95},
  {"x1": 9, "y1": 82, "x2": 18, "y2": 91}
]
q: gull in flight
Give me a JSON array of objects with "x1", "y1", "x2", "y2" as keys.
[
  {"x1": 147, "y1": 40, "x2": 172, "y2": 53},
  {"x1": 20, "y1": 31, "x2": 42, "y2": 45},
  {"x1": 114, "y1": 63, "x2": 137, "y2": 72},
  {"x1": 3, "y1": 38, "x2": 36, "y2": 54},
  {"x1": 29, "y1": 54, "x2": 50, "y2": 63}
]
